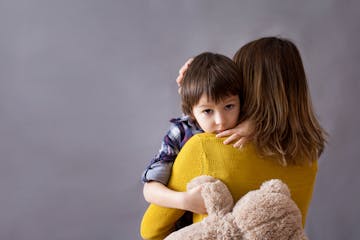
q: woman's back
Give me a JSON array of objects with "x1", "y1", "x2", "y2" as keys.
[
  {"x1": 170, "y1": 133, "x2": 317, "y2": 224},
  {"x1": 141, "y1": 133, "x2": 317, "y2": 240}
]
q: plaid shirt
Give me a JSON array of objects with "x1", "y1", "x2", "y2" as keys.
[{"x1": 142, "y1": 115, "x2": 203, "y2": 185}]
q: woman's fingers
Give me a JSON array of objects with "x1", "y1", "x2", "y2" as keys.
[
  {"x1": 176, "y1": 74, "x2": 183, "y2": 87},
  {"x1": 233, "y1": 138, "x2": 248, "y2": 149},
  {"x1": 176, "y1": 58, "x2": 193, "y2": 87},
  {"x1": 216, "y1": 129, "x2": 234, "y2": 138},
  {"x1": 223, "y1": 133, "x2": 240, "y2": 145},
  {"x1": 216, "y1": 120, "x2": 254, "y2": 149}
]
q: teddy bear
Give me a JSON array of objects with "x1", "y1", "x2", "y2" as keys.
[{"x1": 164, "y1": 175, "x2": 308, "y2": 240}]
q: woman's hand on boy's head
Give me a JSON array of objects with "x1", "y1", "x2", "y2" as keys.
[
  {"x1": 176, "y1": 58, "x2": 193, "y2": 94},
  {"x1": 216, "y1": 120, "x2": 255, "y2": 149}
]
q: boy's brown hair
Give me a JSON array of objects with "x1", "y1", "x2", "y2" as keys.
[
  {"x1": 233, "y1": 37, "x2": 327, "y2": 165},
  {"x1": 181, "y1": 52, "x2": 243, "y2": 118}
]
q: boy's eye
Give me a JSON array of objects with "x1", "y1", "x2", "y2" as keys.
[
  {"x1": 203, "y1": 109, "x2": 213, "y2": 115},
  {"x1": 225, "y1": 104, "x2": 235, "y2": 110}
]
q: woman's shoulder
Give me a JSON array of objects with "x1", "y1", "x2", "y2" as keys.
[{"x1": 184, "y1": 133, "x2": 317, "y2": 169}]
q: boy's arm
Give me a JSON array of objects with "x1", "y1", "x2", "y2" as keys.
[
  {"x1": 143, "y1": 181, "x2": 184, "y2": 209},
  {"x1": 142, "y1": 121, "x2": 183, "y2": 185},
  {"x1": 140, "y1": 134, "x2": 205, "y2": 240},
  {"x1": 143, "y1": 181, "x2": 206, "y2": 214}
]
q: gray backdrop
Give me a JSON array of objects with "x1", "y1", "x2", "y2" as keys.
[{"x1": 1, "y1": 0, "x2": 359, "y2": 239}]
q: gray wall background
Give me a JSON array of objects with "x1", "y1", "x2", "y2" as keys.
[{"x1": 1, "y1": 0, "x2": 359, "y2": 239}]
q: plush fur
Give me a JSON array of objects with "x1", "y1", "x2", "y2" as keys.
[{"x1": 165, "y1": 176, "x2": 308, "y2": 240}]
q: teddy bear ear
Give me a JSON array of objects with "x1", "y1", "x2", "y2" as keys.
[
  {"x1": 201, "y1": 180, "x2": 234, "y2": 216},
  {"x1": 261, "y1": 179, "x2": 291, "y2": 196},
  {"x1": 186, "y1": 175, "x2": 217, "y2": 190}
]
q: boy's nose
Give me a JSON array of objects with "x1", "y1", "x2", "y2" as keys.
[{"x1": 214, "y1": 113, "x2": 225, "y2": 125}]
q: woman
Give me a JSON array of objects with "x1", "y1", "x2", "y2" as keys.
[{"x1": 140, "y1": 37, "x2": 327, "y2": 240}]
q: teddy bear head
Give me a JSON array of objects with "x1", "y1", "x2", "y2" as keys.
[{"x1": 232, "y1": 179, "x2": 308, "y2": 240}]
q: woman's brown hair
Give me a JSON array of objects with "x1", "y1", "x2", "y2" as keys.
[{"x1": 233, "y1": 37, "x2": 327, "y2": 165}]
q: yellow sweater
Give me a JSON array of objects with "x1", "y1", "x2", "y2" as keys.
[{"x1": 140, "y1": 133, "x2": 317, "y2": 240}]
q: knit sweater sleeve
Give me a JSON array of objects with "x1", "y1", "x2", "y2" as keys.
[{"x1": 140, "y1": 134, "x2": 204, "y2": 240}]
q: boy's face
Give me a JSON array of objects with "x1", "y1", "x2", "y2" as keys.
[{"x1": 192, "y1": 94, "x2": 240, "y2": 134}]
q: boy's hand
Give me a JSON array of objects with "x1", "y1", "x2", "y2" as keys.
[
  {"x1": 216, "y1": 119, "x2": 255, "y2": 149},
  {"x1": 182, "y1": 185, "x2": 207, "y2": 214},
  {"x1": 176, "y1": 58, "x2": 193, "y2": 94}
]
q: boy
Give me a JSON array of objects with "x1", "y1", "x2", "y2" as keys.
[{"x1": 141, "y1": 52, "x2": 243, "y2": 227}]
